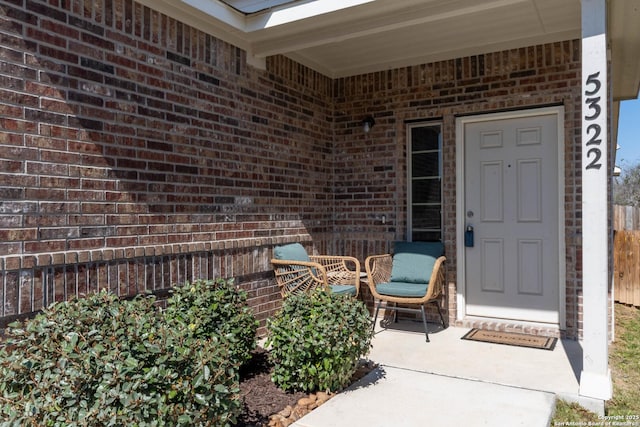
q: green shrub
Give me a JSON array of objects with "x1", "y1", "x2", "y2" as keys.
[
  {"x1": 266, "y1": 289, "x2": 374, "y2": 393},
  {"x1": 164, "y1": 278, "x2": 258, "y2": 368},
  {"x1": 0, "y1": 291, "x2": 241, "y2": 427}
]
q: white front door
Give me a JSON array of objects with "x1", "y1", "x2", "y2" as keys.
[{"x1": 462, "y1": 110, "x2": 561, "y2": 324}]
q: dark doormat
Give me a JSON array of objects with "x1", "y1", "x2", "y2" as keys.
[{"x1": 461, "y1": 328, "x2": 558, "y2": 351}]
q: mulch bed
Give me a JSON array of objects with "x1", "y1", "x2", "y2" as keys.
[
  {"x1": 235, "y1": 347, "x2": 376, "y2": 427},
  {"x1": 235, "y1": 347, "x2": 307, "y2": 426}
]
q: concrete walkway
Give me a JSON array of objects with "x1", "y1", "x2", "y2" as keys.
[{"x1": 291, "y1": 321, "x2": 585, "y2": 427}]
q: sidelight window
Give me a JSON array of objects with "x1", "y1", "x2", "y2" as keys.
[{"x1": 408, "y1": 123, "x2": 442, "y2": 242}]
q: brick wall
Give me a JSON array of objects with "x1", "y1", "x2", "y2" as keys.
[
  {"x1": 0, "y1": 0, "x2": 334, "y2": 332},
  {"x1": 0, "y1": 0, "x2": 590, "y2": 338}
]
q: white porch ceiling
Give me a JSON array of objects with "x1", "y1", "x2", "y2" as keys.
[
  {"x1": 139, "y1": 0, "x2": 639, "y2": 101},
  {"x1": 609, "y1": 0, "x2": 640, "y2": 101}
]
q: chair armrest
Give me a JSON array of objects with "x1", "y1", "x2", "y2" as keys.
[
  {"x1": 424, "y1": 256, "x2": 446, "y2": 300},
  {"x1": 271, "y1": 259, "x2": 329, "y2": 297},
  {"x1": 309, "y1": 255, "x2": 361, "y2": 296},
  {"x1": 365, "y1": 254, "x2": 392, "y2": 289}
]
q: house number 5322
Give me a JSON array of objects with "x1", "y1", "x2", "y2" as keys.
[{"x1": 584, "y1": 72, "x2": 602, "y2": 170}]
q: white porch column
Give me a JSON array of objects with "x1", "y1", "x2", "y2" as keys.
[{"x1": 579, "y1": 0, "x2": 612, "y2": 401}]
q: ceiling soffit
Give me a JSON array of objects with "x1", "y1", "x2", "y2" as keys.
[{"x1": 137, "y1": 0, "x2": 638, "y2": 101}]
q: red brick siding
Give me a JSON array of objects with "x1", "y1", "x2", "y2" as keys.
[
  {"x1": 0, "y1": 1, "x2": 591, "y2": 338},
  {"x1": 0, "y1": 0, "x2": 333, "y2": 332}
]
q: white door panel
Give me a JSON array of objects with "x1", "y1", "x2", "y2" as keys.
[{"x1": 464, "y1": 113, "x2": 559, "y2": 324}]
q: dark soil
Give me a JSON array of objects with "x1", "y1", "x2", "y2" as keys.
[
  {"x1": 234, "y1": 347, "x2": 376, "y2": 427},
  {"x1": 234, "y1": 347, "x2": 307, "y2": 427}
]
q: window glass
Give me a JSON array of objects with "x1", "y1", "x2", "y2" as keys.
[
  {"x1": 409, "y1": 123, "x2": 442, "y2": 242},
  {"x1": 411, "y1": 179, "x2": 441, "y2": 204},
  {"x1": 411, "y1": 152, "x2": 439, "y2": 176},
  {"x1": 411, "y1": 127, "x2": 440, "y2": 151}
]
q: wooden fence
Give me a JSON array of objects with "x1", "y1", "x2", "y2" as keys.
[
  {"x1": 613, "y1": 205, "x2": 640, "y2": 307},
  {"x1": 614, "y1": 205, "x2": 640, "y2": 230}
]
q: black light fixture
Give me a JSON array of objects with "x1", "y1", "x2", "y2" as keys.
[{"x1": 362, "y1": 116, "x2": 375, "y2": 133}]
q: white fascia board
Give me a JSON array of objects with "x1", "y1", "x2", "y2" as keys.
[
  {"x1": 135, "y1": 0, "x2": 251, "y2": 51},
  {"x1": 179, "y1": 0, "x2": 376, "y2": 32},
  {"x1": 181, "y1": 0, "x2": 247, "y2": 31},
  {"x1": 244, "y1": 0, "x2": 375, "y2": 31}
]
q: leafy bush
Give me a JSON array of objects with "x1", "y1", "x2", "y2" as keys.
[
  {"x1": 266, "y1": 289, "x2": 374, "y2": 393},
  {"x1": 164, "y1": 278, "x2": 258, "y2": 368},
  {"x1": 0, "y1": 291, "x2": 241, "y2": 427}
]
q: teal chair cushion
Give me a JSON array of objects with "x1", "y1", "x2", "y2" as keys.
[
  {"x1": 330, "y1": 284, "x2": 357, "y2": 296},
  {"x1": 274, "y1": 243, "x2": 311, "y2": 262},
  {"x1": 390, "y1": 241, "x2": 443, "y2": 284},
  {"x1": 376, "y1": 281, "x2": 428, "y2": 297},
  {"x1": 274, "y1": 243, "x2": 319, "y2": 278}
]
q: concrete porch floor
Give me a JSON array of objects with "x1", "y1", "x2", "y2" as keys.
[
  {"x1": 292, "y1": 320, "x2": 590, "y2": 427},
  {"x1": 368, "y1": 320, "x2": 582, "y2": 398}
]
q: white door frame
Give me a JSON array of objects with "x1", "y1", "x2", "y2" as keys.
[{"x1": 455, "y1": 106, "x2": 566, "y2": 329}]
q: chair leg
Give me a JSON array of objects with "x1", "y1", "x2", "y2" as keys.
[
  {"x1": 372, "y1": 300, "x2": 383, "y2": 332},
  {"x1": 433, "y1": 300, "x2": 446, "y2": 329},
  {"x1": 393, "y1": 302, "x2": 398, "y2": 323},
  {"x1": 420, "y1": 305, "x2": 430, "y2": 342}
]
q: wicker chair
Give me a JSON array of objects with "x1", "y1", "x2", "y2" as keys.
[
  {"x1": 365, "y1": 241, "x2": 446, "y2": 342},
  {"x1": 271, "y1": 243, "x2": 361, "y2": 297}
]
